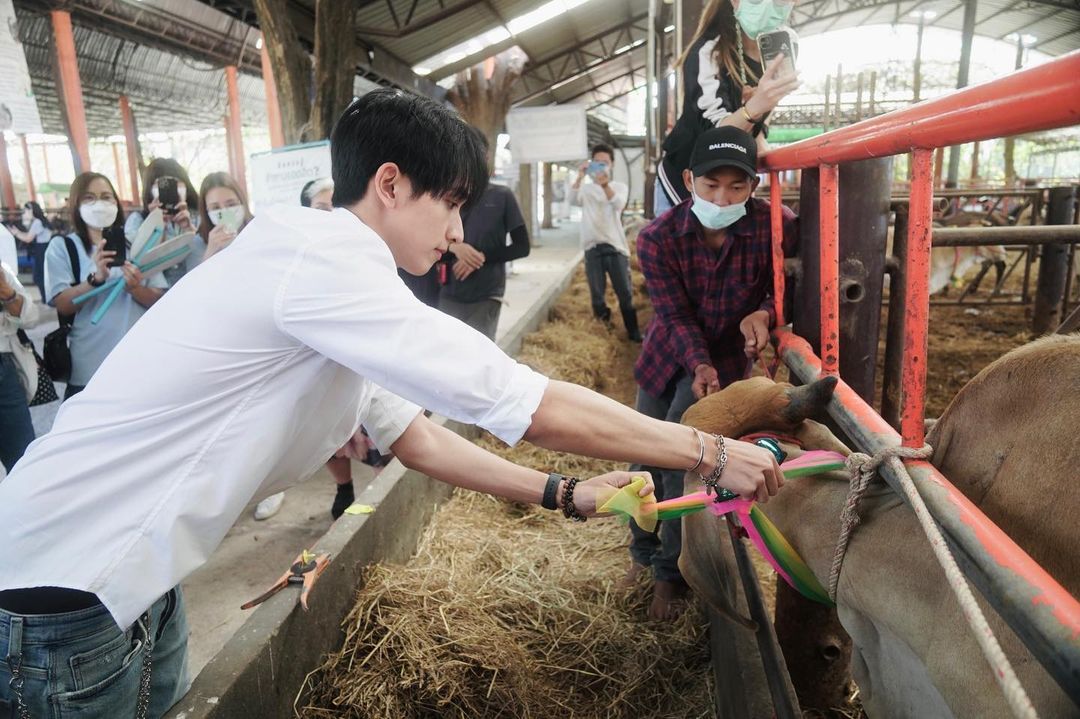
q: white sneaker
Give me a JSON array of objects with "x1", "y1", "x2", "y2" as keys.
[{"x1": 254, "y1": 492, "x2": 285, "y2": 520}]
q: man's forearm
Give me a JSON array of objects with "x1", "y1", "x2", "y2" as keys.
[
  {"x1": 393, "y1": 413, "x2": 550, "y2": 504},
  {"x1": 524, "y1": 380, "x2": 699, "y2": 471}
]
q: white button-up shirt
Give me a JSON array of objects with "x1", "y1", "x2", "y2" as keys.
[{"x1": 0, "y1": 206, "x2": 548, "y2": 629}]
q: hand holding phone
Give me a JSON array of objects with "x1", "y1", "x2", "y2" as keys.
[
  {"x1": 156, "y1": 176, "x2": 181, "y2": 214},
  {"x1": 758, "y1": 28, "x2": 798, "y2": 77}
]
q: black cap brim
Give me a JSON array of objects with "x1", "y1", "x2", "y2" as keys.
[{"x1": 691, "y1": 157, "x2": 758, "y2": 179}]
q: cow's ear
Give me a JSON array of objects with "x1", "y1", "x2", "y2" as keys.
[{"x1": 781, "y1": 376, "x2": 838, "y2": 425}]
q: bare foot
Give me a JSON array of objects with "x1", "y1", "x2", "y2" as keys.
[
  {"x1": 616, "y1": 562, "x2": 648, "y2": 590},
  {"x1": 649, "y1": 579, "x2": 690, "y2": 621}
]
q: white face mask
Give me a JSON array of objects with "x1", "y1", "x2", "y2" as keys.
[
  {"x1": 79, "y1": 200, "x2": 118, "y2": 230},
  {"x1": 207, "y1": 205, "x2": 245, "y2": 233}
]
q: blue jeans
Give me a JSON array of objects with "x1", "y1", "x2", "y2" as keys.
[
  {"x1": 30, "y1": 243, "x2": 49, "y2": 303},
  {"x1": 0, "y1": 353, "x2": 35, "y2": 473},
  {"x1": 584, "y1": 245, "x2": 640, "y2": 339},
  {"x1": 628, "y1": 371, "x2": 698, "y2": 582},
  {"x1": 0, "y1": 589, "x2": 190, "y2": 719}
]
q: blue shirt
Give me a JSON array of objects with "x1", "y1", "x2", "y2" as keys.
[
  {"x1": 44, "y1": 234, "x2": 168, "y2": 387},
  {"x1": 125, "y1": 211, "x2": 206, "y2": 287}
]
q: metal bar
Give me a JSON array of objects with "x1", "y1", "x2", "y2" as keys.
[
  {"x1": 260, "y1": 43, "x2": 285, "y2": 149},
  {"x1": 224, "y1": 66, "x2": 247, "y2": 190},
  {"x1": 819, "y1": 164, "x2": 840, "y2": 375},
  {"x1": 775, "y1": 327, "x2": 1080, "y2": 705},
  {"x1": 50, "y1": 9, "x2": 92, "y2": 173},
  {"x1": 770, "y1": 172, "x2": 786, "y2": 326},
  {"x1": 1062, "y1": 240, "x2": 1076, "y2": 322},
  {"x1": 728, "y1": 520, "x2": 802, "y2": 719},
  {"x1": 901, "y1": 148, "x2": 933, "y2": 448},
  {"x1": 761, "y1": 52, "x2": 1080, "y2": 172},
  {"x1": 881, "y1": 206, "x2": 907, "y2": 429},
  {"x1": 19, "y1": 135, "x2": 35, "y2": 204},
  {"x1": 932, "y1": 225, "x2": 1080, "y2": 246}
]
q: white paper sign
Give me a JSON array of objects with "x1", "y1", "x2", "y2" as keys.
[
  {"x1": 249, "y1": 141, "x2": 332, "y2": 210},
  {"x1": 0, "y1": 0, "x2": 44, "y2": 134},
  {"x1": 506, "y1": 106, "x2": 588, "y2": 165}
]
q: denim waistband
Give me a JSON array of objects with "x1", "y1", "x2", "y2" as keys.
[{"x1": 0, "y1": 598, "x2": 120, "y2": 650}]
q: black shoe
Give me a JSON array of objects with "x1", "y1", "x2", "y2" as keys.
[{"x1": 331, "y1": 482, "x2": 355, "y2": 520}]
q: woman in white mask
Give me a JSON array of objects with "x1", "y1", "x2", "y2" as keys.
[
  {"x1": 197, "y1": 172, "x2": 253, "y2": 263},
  {"x1": 44, "y1": 173, "x2": 168, "y2": 400},
  {"x1": 655, "y1": 0, "x2": 802, "y2": 216}
]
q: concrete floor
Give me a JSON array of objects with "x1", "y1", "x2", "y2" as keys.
[{"x1": 9, "y1": 222, "x2": 583, "y2": 679}]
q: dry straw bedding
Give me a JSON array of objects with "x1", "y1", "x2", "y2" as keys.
[{"x1": 297, "y1": 264, "x2": 719, "y2": 718}]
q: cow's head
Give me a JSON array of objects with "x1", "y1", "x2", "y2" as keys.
[{"x1": 680, "y1": 375, "x2": 839, "y2": 437}]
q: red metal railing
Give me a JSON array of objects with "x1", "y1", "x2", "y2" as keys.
[{"x1": 759, "y1": 50, "x2": 1080, "y2": 704}]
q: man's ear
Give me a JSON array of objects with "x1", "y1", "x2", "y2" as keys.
[
  {"x1": 682, "y1": 169, "x2": 695, "y2": 195},
  {"x1": 372, "y1": 162, "x2": 403, "y2": 208},
  {"x1": 750, "y1": 174, "x2": 761, "y2": 196}
]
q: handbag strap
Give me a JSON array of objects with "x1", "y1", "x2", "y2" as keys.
[{"x1": 59, "y1": 235, "x2": 82, "y2": 328}]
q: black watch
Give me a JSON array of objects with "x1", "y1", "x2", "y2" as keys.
[
  {"x1": 542, "y1": 473, "x2": 565, "y2": 511},
  {"x1": 87, "y1": 272, "x2": 106, "y2": 288}
]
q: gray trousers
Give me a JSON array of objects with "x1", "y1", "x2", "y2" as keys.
[
  {"x1": 628, "y1": 370, "x2": 697, "y2": 582},
  {"x1": 439, "y1": 297, "x2": 502, "y2": 341}
]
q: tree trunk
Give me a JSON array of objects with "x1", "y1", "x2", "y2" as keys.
[
  {"x1": 309, "y1": 0, "x2": 360, "y2": 141},
  {"x1": 252, "y1": 0, "x2": 312, "y2": 144},
  {"x1": 447, "y1": 57, "x2": 522, "y2": 175}
]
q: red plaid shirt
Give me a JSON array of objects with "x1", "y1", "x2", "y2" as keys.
[{"x1": 634, "y1": 196, "x2": 798, "y2": 398}]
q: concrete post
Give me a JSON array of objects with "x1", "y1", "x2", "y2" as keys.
[
  {"x1": 946, "y1": 0, "x2": 977, "y2": 187},
  {"x1": 1033, "y1": 186, "x2": 1078, "y2": 334},
  {"x1": 0, "y1": 133, "x2": 16, "y2": 210},
  {"x1": 19, "y1": 135, "x2": 35, "y2": 204}
]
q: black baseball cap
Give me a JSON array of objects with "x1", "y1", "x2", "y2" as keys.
[{"x1": 690, "y1": 126, "x2": 758, "y2": 179}]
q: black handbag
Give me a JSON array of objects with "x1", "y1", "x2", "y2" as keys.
[
  {"x1": 42, "y1": 236, "x2": 79, "y2": 383},
  {"x1": 15, "y1": 329, "x2": 59, "y2": 406}
]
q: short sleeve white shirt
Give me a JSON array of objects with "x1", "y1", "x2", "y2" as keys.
[{"x1": 0, "y1": 206, "x2": 548, "y2": 629}]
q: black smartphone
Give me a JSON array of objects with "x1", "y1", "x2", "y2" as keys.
[
  {"x1": 157, "y1": 176, "x2": 180, "y2": 214},
  {"x1": 758, "y1": 28, "x2": 798, "y2": 76},
  {"x1": 103, "y1": 225, "x2": 127, "y2": 267}
]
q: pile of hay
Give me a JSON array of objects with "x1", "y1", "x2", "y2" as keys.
[{"x1": 297, "y1": 260, "x2": 717, "y2": 718}]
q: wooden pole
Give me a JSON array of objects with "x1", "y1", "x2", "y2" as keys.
[
  {"x1": 19, "y1": 135, "x2": 35, "y2": 204},
  {"x1": 0, "y1": 134, "x2": 17, "y2": 209},
  {"x1": 542, "y1": 162, "x2": 553, "y2": 229},
  {"x1": 261, "y1": 42, "x2": 285, "y2": 149},
  {"x1": 119, "y1": 95, "x2": 141, "y2": 203},
  {"x1": 50, "y1": 10, "x2": 91, "y2": 173},
  {"x1": 225, "y1": 65, "x2": 247, "y2": 188}
]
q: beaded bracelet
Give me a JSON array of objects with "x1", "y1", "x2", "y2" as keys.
[
  {"x1": 699, "y1": 433, "x2": 728, "y2": 496},
  {"x1": 561, "y1": 476, "x2": 587, "y2": 522}
]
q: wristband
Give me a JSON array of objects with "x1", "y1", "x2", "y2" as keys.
[
  {"x1": 87, "y1": 272, "x2": 106, "y2": 288},
  {"x1": 741, "y1": 105, "x2": 759, "y2": 124},
  {"x1": 542, "y1": 473, "x2": 563, "y2": 511}
]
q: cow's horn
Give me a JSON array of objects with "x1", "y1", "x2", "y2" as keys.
[{"x1": 781, "y1": 375, "x2": 838, "y2": 424}]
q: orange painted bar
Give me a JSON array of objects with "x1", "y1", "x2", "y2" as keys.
[
  {"x1": 225, "y1": 66, "x2": 247, "y2": 189},
  {"x1": 819, "y1": 164, "x2": 839, "y2": 375},
  {"x1": 261, "y1": 44, "x2": 285, "y2": 149},
  {"x1": 762, "y1": 51, "x2": 1080, "y2": 172},
  {"x1": 119, "y1": 96, "x2": 140, "y2": 203},
  {"x1": 50, "y1": 10, "x2": 91, "y2": 173},
  {"x1": 19, "y1": 135, "x2": 35, "y2": 203},
  {"x1": 769, "y1": 172, "x2": 785, "y2": 326},
  {"x1": 0, "y1": 134, "x2": 16, "y2": 210},
  {"x1": 902, "y1": 148, "x2": 934, "y2": 448}
]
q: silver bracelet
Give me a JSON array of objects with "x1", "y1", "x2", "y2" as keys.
[
  {"x1": 699, "y1": 433, "x2": 728, "y2": 495},
  {"x1": 686, "y1": 427, "x2": 706, "y2": 474}
]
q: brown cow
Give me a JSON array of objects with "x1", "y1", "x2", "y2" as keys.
[{"x1": 678, "y1": 335, "x2": 1080, "y2": 718}]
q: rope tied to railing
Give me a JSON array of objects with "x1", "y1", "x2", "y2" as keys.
[{"x1": 831, "y1": 444, "x2": 1039, "y2": 719}]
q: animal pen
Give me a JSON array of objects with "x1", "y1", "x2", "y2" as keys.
[
  {"x1": 168, "y1": 53, "x2": 1080, "y2": 719},
  {"x1": 749, "y1": 50, "x2": 1080, "y2": 717}
]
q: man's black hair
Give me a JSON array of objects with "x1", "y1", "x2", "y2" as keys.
[
  {"x1": 330, "y1": 89, "x2": 488, "y2": 208},
  {"x1": 590, "y1": 143, "x2": 615, "y2": 162},
  {"x1": 468, "y1": 125, "x2": 490, "y2": 153}
]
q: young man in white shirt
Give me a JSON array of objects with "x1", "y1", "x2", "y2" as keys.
[
  {"x1": 0, "y1": 89, "x2": 781, "y2": 717},
  {"x1": 568, "y1": 143, "x2": 642, "y2": 342}
]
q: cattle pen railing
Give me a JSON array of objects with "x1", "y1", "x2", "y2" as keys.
[{"x1": 758, "y1": 50, "x2": 1080, "y2": 710}]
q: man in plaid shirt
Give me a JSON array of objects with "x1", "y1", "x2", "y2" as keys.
[{"x1": 625, "y1": 126, "x2": 797, "y2": 619}]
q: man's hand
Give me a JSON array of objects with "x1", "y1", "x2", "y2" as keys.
[
  {"x1": 449, "y1": 242, "x2": 485, "y2": 270},
  {"x1": 571, "y1": 470, "x2": 655, "y2": 518},
  {"x1": 716, "y1": 439, "x2": 783, "y2": 504},
  {"x1": 692, "y1": 363, "x2": 720, "y2": 399},
  {"x1": 121, "y1": 262, "x2": 144, "y2": 291},
  {"x1": 739, "y1": 309, "x2": 771, "y2": 358}
]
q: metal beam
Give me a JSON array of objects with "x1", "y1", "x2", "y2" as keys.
[{"x1": 355, "y1": 0, "x2": 487, "y2": 38}]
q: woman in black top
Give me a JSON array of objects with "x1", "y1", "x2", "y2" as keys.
[{"x1": 655, "y1": 0, "x2": 802, "y2": 213}]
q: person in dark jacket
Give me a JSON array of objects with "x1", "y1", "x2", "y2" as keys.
[
  {"x1": 438, "y1": 128, "x2": 530, "y2": 340},
  {"x1": 655, "y1": 0, "x2": 802, "y2": 215}
]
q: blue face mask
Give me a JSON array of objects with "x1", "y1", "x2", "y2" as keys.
[
  {"x1": 734, "y1": 0, "x2": 794, "y2": 39},
  {"x1": 691, "y1": 191, "x2": 747, "y2": 230}
]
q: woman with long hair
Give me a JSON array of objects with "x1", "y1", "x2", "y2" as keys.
[
  {"x1": 125, "y1": 158, "x2": 201, "y2": 285},
  {"x1": 10, "y1": 201, "x2": 53, "y2": 301},
  {"x1": 655, "y1": 0, "x2": 801, "y2": 214},
  {"x1": 44, "y1": 173, "x2": 167, "y2": 399},
  {"x1": 197, "y1": 171, "x2": 253, "y2": 263}
]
